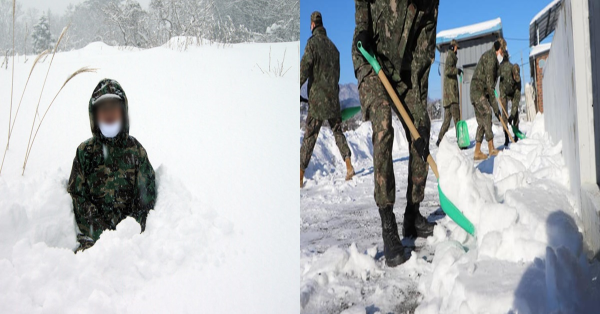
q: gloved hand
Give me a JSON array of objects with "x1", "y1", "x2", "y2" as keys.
[
  {"x1": 458, "y1": 68, "x2": 464, "y2": 76},
  {"x1": 413, "y1": 138, "x2": 430, "y2": 163},
  {"x1": 509, "y1": 114, "x2": 517, "y2": 125},
  {"x1": 355, "y1": 31, "x2": 374, "y2": 54},
  {"x1": 495, "y1": 110, "x2": 501, "y2": 120}
]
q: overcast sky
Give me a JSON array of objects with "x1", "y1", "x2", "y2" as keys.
[{"x1": 18, "y1": 0, "x2": 152, "y2": 14}]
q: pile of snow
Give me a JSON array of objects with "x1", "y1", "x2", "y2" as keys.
[
  {"x1": 418, "y1": 114, "x2": 600, "y2": 313},
  {"x1": 0, "y1": 40, "x2": 298, "y2": 312},
  {"x1": 300, "y1": 118, "x2": 409, "y2": 185}
]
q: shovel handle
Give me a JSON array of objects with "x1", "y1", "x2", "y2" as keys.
[
  {"x1": 495, "y1": 90, "x2": 516, "y2": 144},
  {"x1": 358, "y1": 42, "x2": 440, "y2": 179}
]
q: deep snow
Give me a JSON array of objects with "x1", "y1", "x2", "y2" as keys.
[
  {"x1": 300, "y1": 114, "x2": 600, "y2": 313},
  {"x1": 0, "y1": 40, "x2": 299, "y2": 313}
]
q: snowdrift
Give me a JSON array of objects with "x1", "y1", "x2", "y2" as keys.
[
  {"x1": 0, "y1": 41, "x2": 299, "y2": 312},
  {"x1": 300, "y1": 113, "x2": 600, "y2": 313},
  {"x1": 418, "y1": 114, "x2": 600, "y2": 313}
]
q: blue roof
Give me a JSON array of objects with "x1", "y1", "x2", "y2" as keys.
[{"x1": 436, "y1": 18, "x2": 503, "y2": 46}]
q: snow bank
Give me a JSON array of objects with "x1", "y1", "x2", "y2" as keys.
[
  {"x1": 300, "y1": 118, "x2": 409, "y2": 185},
  {"x1": 417, "y1": 114, "x2": 600, "y2": 313}
]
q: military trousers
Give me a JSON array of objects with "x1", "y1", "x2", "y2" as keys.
[
  {"x1": 358, "y1": 75, "x2": 430, "y2": 208},
  {"x1": 438, "y1": 103, "x2": 460, "y2": 142}
]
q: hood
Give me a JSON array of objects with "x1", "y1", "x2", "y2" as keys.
[
  {"x1": 88, "y1": 79, "x2": 129, "y2": 140},
  {"x1": 312, "y1": 25, "x2": 327, "y2": 37}
]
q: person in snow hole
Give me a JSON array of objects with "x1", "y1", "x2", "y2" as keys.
[{"x1": 67, "y1": 79, "x2": 156, "y2": 252}]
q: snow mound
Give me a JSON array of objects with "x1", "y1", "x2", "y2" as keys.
[
  {"x1": 0, "y1": 167, "x2": 233, "y2": 312},
  {"x1": 301, "y1": 118, "x2": 409, "y2": 184},
  {"x1": 418, "y1": 114, "x2": 600, "y2": 313}
]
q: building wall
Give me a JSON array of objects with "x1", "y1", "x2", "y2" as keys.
[
  {"x1": 534, "y1": 52, "x2": 550, "y2": 113},
  {"x1": 543, "y1": 0, "x2": 600, "y2": 256},
  {"x1": 439, "y1": 35, "x2": 499, "y2": 120}
]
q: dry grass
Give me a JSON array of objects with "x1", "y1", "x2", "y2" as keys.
[
  {"x1": 23, "y1": 24, "x2": 69, "y2": 174},
  {"x1": 256, "y1": 46, "x2": 292, "y2": 77},
  {"x1": 22, "y1": 67, "x2": 97, "y2": 175},
  {"x1": 0, "y1": 49, "x2": 49, "y2": 175}
]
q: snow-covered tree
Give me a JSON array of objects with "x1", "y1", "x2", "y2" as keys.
[{"x1": 32, "y1": 14, "x2": 52, "y2": 53}]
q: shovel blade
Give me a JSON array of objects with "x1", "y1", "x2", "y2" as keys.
[
  {"x1": 512, "y1": 125, "x2": 526, "y2": 140},
  {"x1": 456, "y1": 120, "x2": 470, "y2": 149},
  {"x1": 438, "y1": 182, "x2": 476, "y2": 236},
  {"x1": 341, "y1": 106, "x2": 361, "y2": 122}
]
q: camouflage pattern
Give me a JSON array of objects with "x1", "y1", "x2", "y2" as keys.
[
  {"x1": 438, "y1": 103, "x2": 460, "y2": 141},
  {"x1": 353, "y1": 0, "x2": 438, "y2": 207},
  {"x1": 473, "y1": 96, "x2": 494, "y2": 142},
  {"x1": 500, "y1": 63, "x2": 522, "y2": 144},
  {"x1": 300, "y1": 113, "x2": 351, "y2": 170},
  {"x1": 300, "y1": 26, "x2": 342, "y2": 121},
  {"x1": 443, "y1": 49, "x2": 460, "y2": 107},
  {"x1": 68, "y1": 79, "x2": 156, "y2": 245},
  {"x1": 471, "y1": 48, "x2": 500, "y2": 143}
]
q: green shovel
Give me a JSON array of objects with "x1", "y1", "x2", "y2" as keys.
[
  {"x1": 456, "y1": 74, "x2": 470, "y2": 149},
  {"x1": 341, "y1": 106, "x2": 361, "y2": 122},
  {"x1": 357, "y1": 42, "x2": 475, "y2": 236}
]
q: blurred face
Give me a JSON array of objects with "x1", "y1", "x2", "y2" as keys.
[
  {"x1": 311, "y1": 21, "x2": 315, "y2": 31},
  {"x1": 453, "y1": 45, "x2": 458, "y2": 53},
  {"x1": 96, "y1": 99, "x2": 123, "y2": 125}
]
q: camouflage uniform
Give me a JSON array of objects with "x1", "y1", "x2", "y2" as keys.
[
  {"x1": 439, "y1": 48, "x2": 460, "y2": 142},
  {"x1": 68, "y1": 79, "x2": 156, "y2": 249},
  {"x1": 470, "y1": 48, "x2": 500, "y2": 143},
  {"x1": 499, "y1": 61, "x2": 522, "y2": 128},
  {"x1": 300, "y1": 18, "x2": 351, "y2": 170},
  {"x1": 352, "y1": 0, "x2": 438, "y2": 207}
]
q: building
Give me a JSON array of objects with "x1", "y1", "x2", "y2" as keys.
[
  {"x1": 529, "y1": 0, "x2": 561, "y2": 113},
  {"x1": 436, "y1": 18, "x2": 503, "y2": 120},
  {"x1": 529, "y1": 43, "x2": 551, "y2": 113}
]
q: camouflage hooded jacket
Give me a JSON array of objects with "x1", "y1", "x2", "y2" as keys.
[
  {"x1": 67, "y1": 79, "x2": 156, "y2": 241},
  {"x1": 471, "y1": 48, "x2": 500, "y2": 113},
  {"x1": 499, "y1": 61, "x2": 521, "y2": 97},
  {"x1": 300, "y1": 26, "x2": 342, "y2": 121},
  {"x1": 443, "y1": 49, "x2": 459, "y2": 107}
]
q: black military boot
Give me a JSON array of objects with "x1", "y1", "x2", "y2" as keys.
[
  {"x1": 403, "y1": 203, "x2": 436, "y2": 238},
  {"x1": 435, "y1": 139, "x2": 441, "y2": 147},
  {"x1": 378, "y1": 206, "x2": 406, "y2": 267}
]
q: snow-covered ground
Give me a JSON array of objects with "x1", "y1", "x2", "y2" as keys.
[
  {"x1": 300, "y1": 114, "x2": 600, "y2": 313},
  {"x1": 0, "y1": 39, "x2": 299, "y2": 312}
]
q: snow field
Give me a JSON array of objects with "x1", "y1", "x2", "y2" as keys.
[{"x1": 0, "y1": 40, "x2": 299, "y2": 313}]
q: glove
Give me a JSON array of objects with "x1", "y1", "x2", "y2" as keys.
[
  {"x1": 355, "y1": 31, "x2": 374, "y2": 54},
  {"x1": 413, "y1": 138, "x2": 430, "y2": 163},
  {"x1": 509, "y1": 114, "x2": 517, "y2": 125},
  {"x1": 458, "y1": 68, "x2": 463, "y2": 76}
]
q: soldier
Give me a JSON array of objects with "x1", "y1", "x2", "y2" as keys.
[
  {"x1": 499, "y1": 51, "x2": 522, "y2": 146},
  {"x1": 68, "y1": 79, "x2": 156, "y2": 252},
  {"x1": 437, "y1": 39, "x2": 463, "y2": 147},
  {"x1": 470, "y1": 38, "x2": 506, "y2": 161},
  {"x1": 352, "y1": 0, "x2": 439, "y2": 267},
  {"x1": 300, "y1": 11, "x2": 354, "y2": 188}
]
